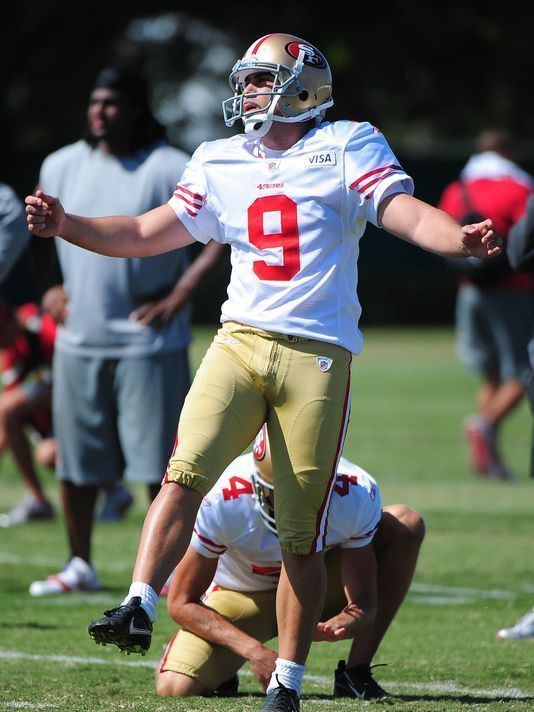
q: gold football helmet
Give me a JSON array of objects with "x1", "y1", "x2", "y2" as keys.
[
  {"x1": 252, "y1": 425, "x2": 277, "y2": 534},
  {"x1": 222, "y1": 33, "x2": 334, "y2": 138}
]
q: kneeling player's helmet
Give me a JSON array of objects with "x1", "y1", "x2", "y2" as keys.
[
  {"x1": 252, "y1": 425, "x2": 277, "y2": 534},
  {"x1": 222, "y1": 33, "x2": 334, "y2": 138}
]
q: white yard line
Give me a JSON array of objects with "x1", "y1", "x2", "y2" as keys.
[
  {"x1": 0, "y1": 649, "x2": 156, "y2": 668},
  {"x1": 0, "y1": 650, "x2": 531, "y2": 700},
  {"x1": 4, "y1": 704, "x2": 58, "y2": 709},
  {"x1": 0, "y1": 552, "x2": 130, "y2": 572},
  {"x1": 409, "y1": 582, "x2": 516, "y2": 600}
]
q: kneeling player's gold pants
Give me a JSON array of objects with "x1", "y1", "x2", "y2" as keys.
[
  {"x1": 158, "y1": 549, "x2": 346, "y2": 690},
  {"x1": 165, "y1": 321, "x2": 352, "y2": 554}
]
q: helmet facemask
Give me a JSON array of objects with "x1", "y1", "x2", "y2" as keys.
[
  {"x1": 222, "y1": 34, "x2": 334, "y2": 139},
  {"x1": 252, "y1": 424, "x2": 277, "y2": 534},
  {"x1": 251, "y1": 470, "x2": 277, "y2": 535}
]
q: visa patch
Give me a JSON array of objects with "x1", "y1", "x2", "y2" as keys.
[{"x1": 307, "y1": 152, "x2": 337, "y2": 166}]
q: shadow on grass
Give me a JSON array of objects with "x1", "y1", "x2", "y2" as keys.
[
  {"x1": 392, "y1": 693, "x2": 534, "y2": 704},
  {"x1": 218, "y1": 692, "x2": 534, "y2": 704},
  {"x1": 301, "y1": 693, "x2": 534, "y2": 704},
  {"x1": 2, "y1": 621, "x2": 63, "y2": 630}
]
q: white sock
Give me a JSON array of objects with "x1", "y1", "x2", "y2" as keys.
[
  {"x1": 121, "y1": 582, "x2": 158, "y2": 622},
  {"x1": 266, "y1": 658, "x2": 305, "y2": 696}
]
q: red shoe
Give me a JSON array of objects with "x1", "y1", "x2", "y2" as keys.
[{"x1": 463, "y1": 415, "x2": 494, "y2": 475}]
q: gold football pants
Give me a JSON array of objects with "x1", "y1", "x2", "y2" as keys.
[{"x1": 164, "y1": 321, "x2": 352, "y2": 554}]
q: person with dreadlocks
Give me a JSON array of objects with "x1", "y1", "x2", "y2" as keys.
[{"x1": 28, "y1": 67, "x2": 227, "y2": 596}]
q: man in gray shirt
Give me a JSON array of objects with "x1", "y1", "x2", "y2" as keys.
[
  {"x1": 29, "y1": 67, "x2": 226, "y2": 596},
  {"x1": 0, "y1": 181, "x2": 30, "y2": 284}
]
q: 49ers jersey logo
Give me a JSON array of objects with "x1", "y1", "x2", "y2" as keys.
[
  {"x1": 253, "y1": 428, "x2": 267, "y2": 461},
  {"x1": 285, "y1": 42, "x2": 326, "y2": 68}
]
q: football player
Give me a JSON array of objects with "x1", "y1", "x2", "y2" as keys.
[
  {"x1": 156, "y1": 427, "x2": 425, "y2": 701},
  {"x1": 26, "y1": 33, "x2": 500, "y2": 712}
]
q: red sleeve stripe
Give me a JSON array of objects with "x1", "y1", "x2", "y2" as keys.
[
  {"x1": 173, "y1": 191, "x2": 202, "y2": 210},
  {"x1": 173, "y1": 194, "x2": 200, "y2": 217},
  {"x1": 174, "y1": 184, "x2": 206, "y2": 204},
  {"x1": 349, "y1": 526, "x2": 378, "y2": 540},
  {"x1": 198, "y1": 543, "x2": 226, "y2": 555},
  {"x1": 362, "y1": 170, "x2": 404, "y2": 200},
  {"x1": 181, "y1": 204, "x2": 198, "y2": 218},
  {"x1": 349, "y1": 164, "x2": 402, "y2": 191},
  {"x1": 173, "y1": 193, "x2": 203, "y2": 214},
  {"x1": 193, "y1": 527, "x2": 226, "y2": 552},
  {"x1": 251, "y1": 564, "x2": 282, "y2": 577}
]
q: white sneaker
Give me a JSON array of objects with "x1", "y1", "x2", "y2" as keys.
[
  {"x1": 29, "y1": 556, "x2": 100, "y2": 596},
  {"x1": 497, "y1": 609, "x2": 534, "y2": 639},
  {"x1": 0, "y1": 494, "x2": 55, "y2": 527}
]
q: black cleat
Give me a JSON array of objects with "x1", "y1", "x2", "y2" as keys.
[
  {"x1": 88, "y1": 596, "x2": 152, "y2": 655},
  {"x1": 260, "y1": 680, "x2": 300, "y2": 711},
  {"x1": 213, "y1": 674, "x2": 239, "y2": 697},
  {"x1": 333, "y1": 660, "x2": 390, "y2": 700}
]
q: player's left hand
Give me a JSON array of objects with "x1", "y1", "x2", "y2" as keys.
[
  {"x1": 314, "y1": 602, "x2": 367, "y2": 641},
  {"x1": 314, "y1": 620, "x2": 348, "y2": 642},
  {"x1": 461, "y1": 219, "x2": 503, "y2": 259}
]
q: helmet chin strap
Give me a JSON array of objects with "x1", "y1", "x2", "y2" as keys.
[
  {"x1": 244, "y1": 114, "x2": 273, "y2": 138},
  {"x1": 243, "y1": 93, "x2": 282, "y2": 138}
]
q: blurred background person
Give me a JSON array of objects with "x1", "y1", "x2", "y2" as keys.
[
  {"x1": 438, "y1": 128, "x2": 534, "y2": 480},
  {"x1": 495, "y1": 193, "x2": 534, "y2": 640},
  {"x1": 0, "y1": 181, "x2": 30, "y2": 284},
  {"x1": 505, "y1": 193, "x2": 534, "y2": 478},
  {"x1": 28, "y1": 66, "x2": 227, "y2": 596},
  {"x1": 0, "y1": 299, "x2": 57, "y2": 526}
]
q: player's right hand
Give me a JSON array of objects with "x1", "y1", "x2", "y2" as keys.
[{"x1": 25, "y1": 190, "x2": 66, "y2": 238}]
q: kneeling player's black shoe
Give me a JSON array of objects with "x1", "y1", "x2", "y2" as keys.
[
  {"x1": 213, "y1": 674, "x2": 239, "y2": 697},
  {"x1": 259, "y1": 680, "x2": 300, "y2": 711},
  {"x1": 88, "y1": 596, "x2": 152, "y2": 655},
  {"x1": 333, "y1": 660, "x2": 390, "y2": 700}
]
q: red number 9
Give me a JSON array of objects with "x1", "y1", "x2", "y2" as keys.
[{"x1": 248, "y1": 195, "x2": 301, "y2": 281}]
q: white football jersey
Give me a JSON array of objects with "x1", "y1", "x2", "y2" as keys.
[
  {"x1": 168, "y1": 120, "x2": 413, "y2": 355},
  {"x1": 191, "y1": 452, "x2": 382, "y2": 592}
]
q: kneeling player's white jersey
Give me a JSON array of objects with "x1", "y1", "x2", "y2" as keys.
[
  {"x1": 191, "y1": 453, "x2": 381, "y2": 592},
  {"x1": 168, "y1": 121, "x2": 413, "y2": 355}
]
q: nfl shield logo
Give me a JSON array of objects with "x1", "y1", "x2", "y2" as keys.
[
  {"x1": 316, "y1": 357, "x2": 333, "y2": 372},
  {"x1": 267, "y1": 159, "x2": 281, "y2": 172}
]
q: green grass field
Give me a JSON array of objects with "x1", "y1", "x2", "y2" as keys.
[{"x1": 1, "y1": 326, "x2": 532, "y2": 711}]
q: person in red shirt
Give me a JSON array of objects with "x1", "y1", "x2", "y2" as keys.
[
  {"x1": 0, "y1": 299, "x2": 57, "y2": 525},
  {"x1": 438, "y1": 129, "x2": 534, "y2": 480}
]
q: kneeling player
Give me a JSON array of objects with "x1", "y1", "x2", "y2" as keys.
[{"x1": 156, "y1": 427, "x2": 425, "y2": 700}]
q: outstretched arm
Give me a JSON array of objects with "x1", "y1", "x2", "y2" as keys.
[
  {"x1": 378, "y1": 192, "x2": 501, "y2": 259},
  {"x1": 25, "y1": 190, "x2": 196, "y2": 257},
  {"x1": 168, "y1": 547, "x2": 277, "y2": 691}
]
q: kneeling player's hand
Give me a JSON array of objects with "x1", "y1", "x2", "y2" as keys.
[
  {"x1": 248, "y1": 644, "x2": 277, "y2": 691},
  {"x1": 314, "y1": 603, "x2": 366, "y2": 642},
  {"x1": 314, "y1": 620, "x2": 348, "y2": 642}
]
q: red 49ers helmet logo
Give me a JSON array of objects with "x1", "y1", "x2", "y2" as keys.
[
  {"x1": 285, "y1": 42, "x2": 326, "y2": 68},
  {"x1": 253, "y1": 428, "x2": 267, "y2": 462}
]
